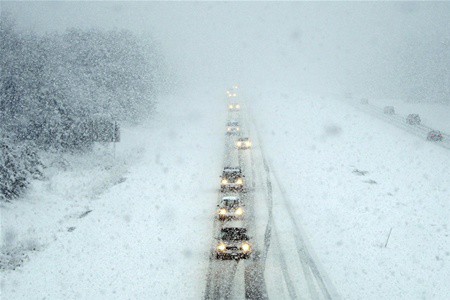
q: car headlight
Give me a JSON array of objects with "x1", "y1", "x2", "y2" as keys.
[
  {"x1": 236, "y1": 104, "x2": 240, "y2": 109},
  {"x1": 221, "y1": 179, "x2": 228, "y2": 184},
  {"x1": 227, "y1": 127, "x2": 231, "y2": 131},
  {"x1": 241, "y1": 243, "x2": 251, "y2": 252},
  {"x1": 217, "y1": 243, "x2": 226, "y2": 252},
  {"x1": 236, "y1": 127, "x2": 240, "y2": 131},
  {"x1": 219, "y1": 208, "x2": 227, "y2": 215},
  {"x1": 236, "y1": 142, "x2": 242, "y2": 147},
  {"x1": 246, "y1": 142, "x2": 252, "y2": 147},
  {"x1": 235, "y1": 207, "x2": 244, "y2": 216},
  {"x1": 229, "y1": 105, "x2": 233, "y2": 109},
  {"x1": 236, "y1": 178, "x2": 243, "y2": 185}
]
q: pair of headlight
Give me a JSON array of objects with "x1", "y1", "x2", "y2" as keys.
[{"x1": 216, "y1": 242, "x2": 251, "y2": 252}]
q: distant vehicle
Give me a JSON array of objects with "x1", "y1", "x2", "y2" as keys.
[
  {"x1": 427, "y1": 130, "x2": 443, "y2": 141},
  {"x1": 383, "y1": 106, "x2": 395, "y2": 115},
  {"x1": 215, "y1": 227, "x2": 252, "y2": 260},
  {"x1": 217, "y1": 196, "x2": 245, "y2": 221},
  {"x1": 228, "y1": 103, "x2": 240, "y2": 111},
  {"x1": 220, "y1": 167, "x2": 244, "y2": 192},
  {"x1": 226, "y1": 90, "x2": 237, "y2": 98},
  {"x1": 406, "y1": 114, "x2": 421, "y2": 125},
  {"x1": 236, "y1": 137, "x2": 252, "y2": 150},
  {"x1": 226, "y1": 120, "x2": 240, "y2": 135},
  {"x1": 360, "y1": 98, "x2": 369, "y2": 104}
]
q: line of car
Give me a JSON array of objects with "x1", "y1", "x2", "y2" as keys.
[
  {"x1": 360, "y1": 98, "x2": 444, "y2": 141},
  {"x1": 213, "y1": 87, "x2": 255, "y2": 261}
]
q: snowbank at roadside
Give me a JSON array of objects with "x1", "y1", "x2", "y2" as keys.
[{"x1": 356, "y1": 98, "x2": 450, "y2": 133}]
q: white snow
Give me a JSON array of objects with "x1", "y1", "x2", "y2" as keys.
[
  {"x1": 2, "y1": 86, "x2": 449, "y2": 299},
  {"x1": 1, "y1": 92, "x2": 225, "y2": 299},
  {"x1": 249, "y1": 89, "x2": 450, "y2": 299}
]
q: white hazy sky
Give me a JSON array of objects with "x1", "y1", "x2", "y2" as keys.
[{"x1": 3, "y1": 1, "x2": 450, "y2": 98}]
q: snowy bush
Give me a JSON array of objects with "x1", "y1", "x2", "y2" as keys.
[{"x1": 0, "y1": 135, "x2": 43, "y2": 201}]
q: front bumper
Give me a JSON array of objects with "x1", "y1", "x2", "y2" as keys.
[
  {"x1": 217, "y1": 213, "x2": 244, "y2": 221},
  {"x1": 216, "y1": 251, "x2": 250, "y2": 260},
  {"x1": 221, "y1": 184, "x2": 244, "y2": 191}
]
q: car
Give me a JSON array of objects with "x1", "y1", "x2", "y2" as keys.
[
  {"x1": 236, "y1": 137, "x2": 252, "y2": 149},
  {"x1": 226, "y1": 90, "x2": 237, "y2": 98},
  {"x1": 427, "y1": 130, "x2": 443, "y2": 141},
  {"x1": 228, "y1": 103, "x2": 240, "y2": 111},
  {"x1": 360, "y1": 98, "x2": 369, "y2": 104},
  {"x1": 383, "y1": 106, "x2": 395, "y2": 115},
  {"x1": 406, "y1": 114, "x2": 421, "y2": 125},
  {"x1": 220, "y1": 167, "x2": 244, "y2": 192},
  {"x1": 226, "y1": 120, "x2": 240, "y2": 135},
  {"x1": 217, "y1": 196, "x2": 245, "y2": 221},
  {"x1": 215, "y1": 227, "x2": 252, "y2": 260}
]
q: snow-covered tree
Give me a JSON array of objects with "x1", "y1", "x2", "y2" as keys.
[{"x1": 0, "y1": 15, "x2": 169, "y2": 201}]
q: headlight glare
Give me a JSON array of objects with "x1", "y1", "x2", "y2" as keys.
[
  {"x1": 217, "y1": 243, "x2": 226, "y2": 252},
  {"x1": 241, "y1": 243, "x2": 251, "y2": 252},
  {"x1": 235, "y1": 207, "x2": 244, "y2": 216}
]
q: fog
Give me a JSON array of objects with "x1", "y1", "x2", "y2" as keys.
[{"x1": 4, "y1": 1, "x2": 450, "y2": 100}]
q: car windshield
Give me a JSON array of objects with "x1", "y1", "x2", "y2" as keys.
[
  {"x1": 223, "y1": 171, "x2": 241, "y2": 178},
  {"x1": 220, "y1": 229, "x2": 248, "y2": 241},
  {"x1": 222, "y1": 199, "x2": 240, "y2": 207}
]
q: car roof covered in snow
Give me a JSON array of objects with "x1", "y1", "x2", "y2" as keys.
[
  {"x1": 223, "y1": 167, "x2": 241, "y2": 173},
  {"x1": 222, "y1": 196, "x2": 240, "y2": 201}
]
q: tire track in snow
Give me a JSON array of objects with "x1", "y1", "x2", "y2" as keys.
[
  {"x1": 243, "y1": 107, "x2": 299, "y2": 299},
  {"x1": 247, "y1": 114, "x2": 298, "y2": 299},
  {"x1": 249, "y1": 109, "x2": 338, "y2": 300}
]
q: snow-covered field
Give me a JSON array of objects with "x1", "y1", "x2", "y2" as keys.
[
  {"x1": 1, "y1": 92, "x2": 225, "y2": 299},
  {"x1": 249, "y1": 90, "x2": 450, "y2": 299},
  {"x1": 2, "y1": 88, "x2": 449, "y2": 299}
]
